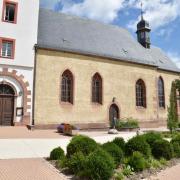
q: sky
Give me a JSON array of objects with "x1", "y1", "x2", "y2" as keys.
[{"x1": 40, "y1": 0, "x2": 180, "y2": 67}]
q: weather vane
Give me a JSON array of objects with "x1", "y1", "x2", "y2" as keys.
[{"x1": 141, "y1": 2, "x2": 144, "y2": 20}]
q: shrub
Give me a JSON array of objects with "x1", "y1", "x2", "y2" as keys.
[
  {"x1": 121, "y1": 165, "x2": 134, "y2": 177},
  {"x1": 171, "y1": 134, "x2": 180, "y2": 157},
  {"x1": 67, "y1": 152, "x2": 87, "y2": 176},
  {"x1": 56, "y1": 157, "x2": 68, "y2": 169},
  {"x1": 167, "y1": 81, "x2": 178, "y2": 132},
  {"x1": 66, "y1": 135, "x2": 98, "y2": 158},
  {"x1": 171, "y1": 142, "x2": 180, "y2": 158},
  {"x1": 50, "y1": 147, "x2": 65, "y2": 160},
  {"x1": 128, "y1": 151, "x2": 146, "y2": 172},
  {"x1": 113, "y1": 172, "x2": 125, "y2": 180},
  {"x1": 125, "y1": 135, "x2": 151, "y2": 157},
  {"x1": 142, "y1": 131, "x2": 162, "y2": 149},
  {"x1": 159, "y1": 158, "x2": 168, "y2": 166},
  {"x1": 115, "y1": 118, "x2": 139, "y2": 130},
  {"x1": 86, "y1": 149, "x2": 115, "y2": 180},
  {"x1": 147, "y1": 157, "x2": 162, "y2": 169},
  {"x1": 102, "y1": 142, "x2": 124, "y2": 166},
  {"x1": 151, "y1": 139, "x2": 174, "y2": 160},
  {"x1": 112, "y1": 137, "x2": 125, "y2": 151}
]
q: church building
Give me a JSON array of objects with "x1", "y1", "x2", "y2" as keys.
[
  {"x1": 0, "y1": 0, "x2": 179, "y2": 129},
  {"x1": 34, "y1": 9, "x2": 180, "y2": 129}
]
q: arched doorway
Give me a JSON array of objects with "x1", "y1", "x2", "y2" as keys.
[
  {"x1": 0, "y1": 84, "x2": 15, "y2": 126},
  {"x1": 109, "y1": 104, "x2": 119, "y2": 126}
]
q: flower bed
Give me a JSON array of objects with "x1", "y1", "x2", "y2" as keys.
[
  {"x1": 115, "y1": 118, "x2": 139, "y2": 131},
  {"x1": 48, "y1": 132, "x2": 180, "y2": 180},
  {"x1": 57, "y1": 123, "x2": 79, "y2": 136}
]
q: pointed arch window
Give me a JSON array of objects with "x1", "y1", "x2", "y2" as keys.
[
  {"x1": 61, "y1": 70, "x2": 73, "y2": 104},
  {"x1": 92, "y1": 73, "x2": 102, "y2": 104},
  {"x1": 158, "y1": 77, "x2": 165, "y2": 108},
  {"x1": 136, "y1": 79, "x2": 146, "y2": 107}
]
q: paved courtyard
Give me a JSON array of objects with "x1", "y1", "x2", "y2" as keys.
[
  {"x1": 0, "y1": 158, "x2": 68, "y2": 180},
  {"x1": 0, "y1": 127, "x2": 138, "y2": 159},
  {"x1": 148, "y1": 163, "x2": 180, "y2": 180},
  {"x1": 0, "y1": 126, "x2": 179, "y2": 180}
]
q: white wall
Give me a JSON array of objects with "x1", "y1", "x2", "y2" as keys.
[
  {"x1": 0, "y1": 0, "x2": 39, "y2": 123},
  {"x1": 0, "y1": 0, "x2": 39, "y2": 67}
]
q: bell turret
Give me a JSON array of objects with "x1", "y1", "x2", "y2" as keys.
[{"x1": 136, "y1": 3, "x2": 151, "y2": 49}]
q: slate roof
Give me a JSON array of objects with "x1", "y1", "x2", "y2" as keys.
[{"x1": 37, "y1": 9, "x2": 180, "y2": 73}]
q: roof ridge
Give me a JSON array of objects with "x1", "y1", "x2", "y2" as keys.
[{"x1": 39, "y1": 8, "x2": 129, "y2": 34}]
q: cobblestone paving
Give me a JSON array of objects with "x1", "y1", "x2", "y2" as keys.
[{"x1": 0, "y1": 158, "x2": 68, "y2": 180}]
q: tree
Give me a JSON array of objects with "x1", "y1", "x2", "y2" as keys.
[{"x1": 167, "y1": 81, "x2": 179, "y2": 133}]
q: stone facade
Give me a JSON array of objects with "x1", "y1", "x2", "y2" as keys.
[{"x1": 34, "y1": 49, "x2": 179, "y2": 128}]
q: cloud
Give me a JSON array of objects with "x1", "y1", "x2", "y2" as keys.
[
  {"x1": 40, "y1": 0, "x2": 180, "y2": 31},
  {"x1": 59, "y1": 0, "x2": 126, "y2": 23},
  {"x1": 167, "y1": 52, "x2": 180, "y2": 68},
  {"x1": 127, "y1": 0, "x2": 180, "y2": 31}
]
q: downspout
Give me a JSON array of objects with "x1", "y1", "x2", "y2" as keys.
[{"x1": 32, "y1": 45, "x2": 38, "y2": 126}]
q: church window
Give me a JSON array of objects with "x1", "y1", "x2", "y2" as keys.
[
  {"x1": 2, "y1": 0, "x2": 18, "y2": 23},
  {"x1": 61, "y1": 70, "x2": 73, "y2": 104},
  {"x1": 92, "y1": 73, "x2": 102, "y2": 104},
  {"x1": 158, "y1": 77, "x2": 165, "y2": 108},
  {"x1": 0, "y1": 38, "x2": 15, "y2": 59},
  {"x1": 136, "y1": 79, "x2": 146, "y2": 107}
]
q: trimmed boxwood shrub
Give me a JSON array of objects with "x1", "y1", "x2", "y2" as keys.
[
  {"x1": 128, "y1": 151, "x2": 146, "y2": 172},
  {"x1": 66, "y1": 135, "x2": 98, "y2": 158},
  {"x1": 50, "y1": 147, "x2": 65, "y2": 160},
  {"x1": 171, "y1": 134, "x2": 180, "y2": 157},
  {"x1": 102, "y1": 142, "x2": 124, "y2": 166},
  {"x1": 152, "y1": 139, "x2": 174, "y2": 160},
  {"x1": 141, "y1": 132, "x2": 162, "y2": 149},
  {"x1": 86, "y1": 148, "x2": 115, "y2": 180},
  {"x1": 125, "y1": 135, "x2": 151, "y2": 157},
  {"x1": 67, "y1": 152, "x2": 87, "y2": 176},
  {"x1": 112, "y1": 137, "x2": 125, "y2": 151}
]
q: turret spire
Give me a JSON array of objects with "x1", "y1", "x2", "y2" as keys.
[
  {"x1": 141, "y1": 2, "x2": 144, "y2": 20},
  {"x1": 136, "y1": 2, "x2": 151, "y2": 49}
]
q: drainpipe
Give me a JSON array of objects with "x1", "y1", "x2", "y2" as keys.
[{"x1": 32, "y1": 44, "x2": 38, "y2": 126}]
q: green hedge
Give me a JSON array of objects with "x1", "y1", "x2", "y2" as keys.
[
  {"x1": 66, "y1": 152, "x2": 87, "y2": 176},
  {"x1": 112, "y1": 137, "x2": 125, "y2": 152},
  {"x1": 141, "y1": 131, "x2": 162, "y2": 149},
  {"x1": 102, "y1": 142, "x2": 124, "y2": 166},
  {"x1": 128, "y1": 151, "x2": 146, "y2": 172},
  {"x1": 152, "y1": 139, "x2": 174, "y2": 160},
  {"x1": 125, "y1": 135, "x2": 151, "y2": 157},
  {"x1": 86, "y1": 149, "x2": 115, "y2": 180},
  {"x1": 66, "y1": 135, "x2": 98, "y2": 158},
  {"x1": 50, "y1": 147, "x2": 65, "y2": 160}
]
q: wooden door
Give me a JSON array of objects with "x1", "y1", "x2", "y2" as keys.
[
  {"x1": 0, "y1": 96, "x2": 14, "y2": 126},
  {"x1": 0, "y1": 84, "x2": 15, "y2": 126}
]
